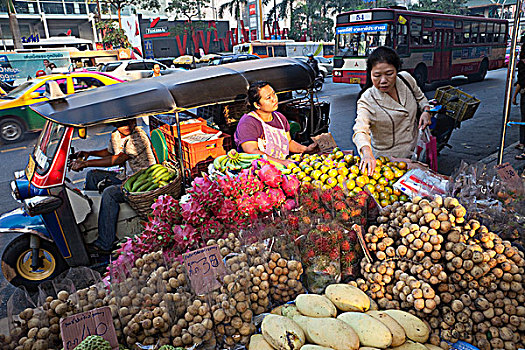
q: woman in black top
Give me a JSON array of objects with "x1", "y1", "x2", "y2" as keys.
[{"x1": 512, "y1": 48, "x2": 525, "y2": 159}]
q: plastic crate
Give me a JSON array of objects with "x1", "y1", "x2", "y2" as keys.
[
  {"x1": 434, "y1": 86, "x2": 480, "y2": 122},
  {"x1": 179, "y1": 125, "x2": 231, "y2": 172}
]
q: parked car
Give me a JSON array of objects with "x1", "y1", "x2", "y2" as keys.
[
  {"x1": 293, "y1": 56, "x2": 332, "y2": 77},
  {"x1": 208, "y1": 54, "x2": 260, "y2": 66},
  {"x1": 505, "y1": 45, "x2": 520, "y2": 67},
  {"x1": 96, "y1": 60, "x2": 183, "y2": 80},
  {"x1": 156, "y1": 57, "x2": 177, "y2": 68},
  {"x1": 0, "y1": 72, "x2": 122, "y2": 143}
]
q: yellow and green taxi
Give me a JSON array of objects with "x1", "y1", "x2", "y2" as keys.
[
  {"x1": 0, "y1": 72, "x2": 122, "y2": 143},
  {"x1": 0, "y1": 86, "x2": 5, "y2": 96}
]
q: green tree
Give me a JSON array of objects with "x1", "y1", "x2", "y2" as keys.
[
  {"x1": 1, "y1": 0, "x2": 23, "y2": 49},
  {"x1": 96, "y1": 20, "x2": 131, "y2": 48},
  {"x1": 100, "y1": 0, "x2": 161, "y2": 29},
  {"x1": 167, "y1": 0, "x2": 211, "y2": 68},
  {"x1": 411, "y1": 0, "x2": 467, "y2": 15},
  {"x1": 218, "y1": 0, "x2": 248, "y2": 36}
]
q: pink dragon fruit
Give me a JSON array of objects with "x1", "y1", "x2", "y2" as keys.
[
  {"x1": 267, "y1": 188, "x2": 286, "y2": 207},
  {"x1": 258, "y1": 163, "x2": 283, "y2": 187},
  {"x1": 236, "y1": 194, "x2": 259, "y2": 218},
  {"x1": 239, "y1": 171, "x2": 264, "y2": 195},
  {"x1": 283, "y1": 198, "x2": 297, "y2": 211},
  {"x1": 281, "y1": 175, "x2": 301, "y2": 196},
  {"x1": 253, "y1": 191, "x2": 274, "y2": 213}
]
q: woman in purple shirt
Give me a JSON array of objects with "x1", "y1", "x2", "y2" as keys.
[{"x1": 234, "y1": 81, "x2": 318, "y2": 166}]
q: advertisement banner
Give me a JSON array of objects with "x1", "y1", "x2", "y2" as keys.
[
  {"x1": 0, "y1": 51, "x2": 71, "y2": 83},
  {"x1": 121, "y1": 15, "x2": 143, "y2": 57}
]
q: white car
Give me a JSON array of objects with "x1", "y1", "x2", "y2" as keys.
[{"x1": 96, "y1": 60, "x2": 184, "y2": 81}]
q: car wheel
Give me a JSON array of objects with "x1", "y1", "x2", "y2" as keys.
[
  {"x1": 0, "y1": 117, "x2": 25, "y2": 144},
  {"x1": 2, "y1": 235, "x2": 68, "y2": 292}
]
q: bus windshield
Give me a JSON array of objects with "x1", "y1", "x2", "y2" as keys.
[{"x1": 336, "y1": 24, "x2": 391, "y2": 57}]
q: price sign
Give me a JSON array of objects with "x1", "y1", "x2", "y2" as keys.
[
  {"x1": 183, "y1": 245, "x2": 227, "y2": 295},
  {"x1": 60, "y1": 306, "x2": 118, "y2": 350},
  {"x1": 495, "y1": 162, "x2": 523, "y2": 194},
  {"x1": 311, "y1": 133, "x2": 338, "y2": 154}
]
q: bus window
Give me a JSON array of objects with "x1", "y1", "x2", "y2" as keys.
[
  {"x1": 463, "y1": 21, "x2": 471, "y2": 44},
  {"x1": 253, "y1": 45, "x2": 268, "y2": 56},
  {"x1": 455, "y1": 20, "x2": 462, "y2": 29},
  {"x1": 486, "y1": 23, "x2": 494, "y2": 42},
  {"x1": 500, "y1": 24, "x2": 507, "y2": 43},
  {"x1": 396, "y1": 23, "x2": 409, "y2": 55},
  {"x1": 422, "y1": 31, "x2": 433, "y2": 46},
  {"x1": 479, "y1": 23, "x2": 486, "y2": 43},
  {"x1": 323, "y1": 44, "x2": 335, "y2": 57},
  {"x1": 336, "y1": 25, "x2": 390, "y2": 57},
  {"x1": 410, "y1": 18, "x2": 422, "y2": 46},
  {"x1": 424, "y1": 18, "x2": 433, "y2": 28},
  {"x1": 471, "y1": 22, "x2": 479, "y2": 44},
  {"x1": 274, "y1": 45, "x2": 286, "y2": 57}
]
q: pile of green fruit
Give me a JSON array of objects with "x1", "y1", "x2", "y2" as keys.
[
  {"x1": 285, "y1": 148, "x2": 409, "y2": 206},
  {"x1": 123, "y1": 163, "x2": 177, "y2": 193},
  {"x1": 213, "y1": 149, "x2": 262, "y2": 172}
]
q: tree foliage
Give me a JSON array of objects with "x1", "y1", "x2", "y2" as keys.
[
  {"x1": 99, "y1": 0, "x2": 161, "y2": 28},
  {"x1": 411, "y1": 0, "x2": 467, "y2": 15},
  {"x1": 96, "y1": 20, "x2": 131, "y2": 48}
]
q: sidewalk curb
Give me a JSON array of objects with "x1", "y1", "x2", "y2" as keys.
[{"x1": 479, "y1": 141, "x2": 525, "y2": 173}]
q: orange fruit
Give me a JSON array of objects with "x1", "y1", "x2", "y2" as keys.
[
  {"x1": 328, "y1": 168, "x2": 339, "y2": 178},
  {"x1": 346, "y1": 179, "x2": 356, "y2": 191},
  {"x1": 397, "y1": 161, "x2": 407, "y2": 170}
]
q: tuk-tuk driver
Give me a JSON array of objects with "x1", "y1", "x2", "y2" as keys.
[
  {"x1": 71, "y1": 119, "x2": 156, "y2": 254},
  {"x1": 235, "y1": 81, "x2": 318, "y2": 166}
]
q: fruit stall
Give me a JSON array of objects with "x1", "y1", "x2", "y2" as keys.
[{"x1": 3, "y1": 59, "x2": 523, "y2": 350}]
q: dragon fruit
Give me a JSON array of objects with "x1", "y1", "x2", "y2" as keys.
[
  {"x1": 282, "y1": 175, "x2": 300, "y2": 196},
  {"x1": 253, "y1": 191, "x2": 274, "y2": 213},
  {"x1": 236, "y1": 194, "x2": 259, "y2": 218},
  {"x1": 283, "y1": 198, "x2": 297, "y2": 211},
  {"x1": 267, "y1": 188, "x2": 286, "y2": 207},
  {"x1": 258, "y1": 163, "x2": 283, "y2": 187}
]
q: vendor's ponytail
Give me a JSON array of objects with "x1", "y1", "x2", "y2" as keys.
[{"x1": 247, "y1": 81, "x2": 271, "y2": 111}]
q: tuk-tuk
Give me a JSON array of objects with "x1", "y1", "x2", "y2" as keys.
[{"x1": 0, "y1": 58, "x2": 318, "y2": 290}]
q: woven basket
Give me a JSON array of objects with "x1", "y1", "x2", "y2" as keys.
[{"x1": 123, "y1": 161, "x2": 182, "y2": 219}]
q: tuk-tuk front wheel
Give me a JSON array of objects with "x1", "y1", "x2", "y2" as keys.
[
  {"x1": 2, "y1": 236, "x2": 67, "y2": 291},
  {"x1": 0, "y1": 117, "x2": 25, "y2": 144}
]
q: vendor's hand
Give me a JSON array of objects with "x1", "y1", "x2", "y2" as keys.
[
  {"x1": 359, "y1": 147, "x2": 376, "y2": 177},
  {"x1": 71, "y1": 160, "x2": 86, "y2": 172},
  {"x1": 418, "y1": 111, "x2": 432, "y2": 130},
  {"x1": 512, "y1": 96, "x2": 518, "y2": 105},
  {"x1": 303, "y1": 142, "x2": 320, "y2": 155}
]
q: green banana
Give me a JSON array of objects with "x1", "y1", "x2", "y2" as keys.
[
  {"x1": 136, "y1": 181, "x2": 152, "y2": 192},
  {"x1": 151, "y1": 166, "x2": 168, "y2": 178},
  {"x1": 158, "y1": 180, "x2": 169, "y2": 187},
  {"x1": 146, "y1": 164, "x2": 163, "y2": 174},
  {"x1": 145, "y1": 182, "x2": 158, "y2": 192},
  {"x1": 213, "y1": 155, "x2": 227, "y2": 170}
]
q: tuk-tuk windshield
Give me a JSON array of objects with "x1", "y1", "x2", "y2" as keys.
[
  {"x1": 34, "y1": 121, "x2": 66, "y2": 175},
  {"x1": 1, "y1": 81, "x2": 36, "y2": 99}
]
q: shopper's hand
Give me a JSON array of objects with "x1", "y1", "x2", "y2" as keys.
[
  {"x1": 359, "y1": 147, "x2": 376, "y2": 177},
  {"x1": 512, "y1": 96, "x2": 518, "y2": 105},
  {"x1": 419, "y1": 111, "x2": 432, "y2": 130},
  {"x1": 71, "y1": 160, "x2": 86, "y2": 172},
  {"x1": 303, "y1": 142, "x2": 320, "y2": 155}
]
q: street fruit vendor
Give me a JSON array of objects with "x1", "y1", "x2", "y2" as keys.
[
  {"x1": 352, "y1": 47, "x2": 431, "y2": 176},
  {"x1": 235, "y1": 81, "x2": 318, "y2": 166}
]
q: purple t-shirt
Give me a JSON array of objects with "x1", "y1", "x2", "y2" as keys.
[{"x1": 234, "y1": 111, "x2": 290, "y2": 151}]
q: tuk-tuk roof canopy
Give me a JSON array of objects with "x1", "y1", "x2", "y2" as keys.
[{"x1": 30, "y1": 58, "x2": 316, "y2": 127}]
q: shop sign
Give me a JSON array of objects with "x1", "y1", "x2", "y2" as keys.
[
  {"x1": 183, "y1": 245, "x2": 227, "y2": 295},
  {"x1": 60, "y1": 306, "x2": 118, "y2": 350},
  {"x1": 145, "y1": 27, "x2": 168, "y2": 34}
]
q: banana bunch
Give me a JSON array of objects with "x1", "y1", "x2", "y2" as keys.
[
  {"x1": 123, "y1": 163, "x2": 177, "y2": 193},
  {"x1": 213, "y1": 149, "x2": 262, "y2": 172}
]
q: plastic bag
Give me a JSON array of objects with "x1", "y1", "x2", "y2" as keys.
[{"x1": 411, "y1": 128, "x2": 438, "y2": 171}]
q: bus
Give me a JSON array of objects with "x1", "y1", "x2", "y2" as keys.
[
  {"x1": 332, "y1": 8, "x2": 508, "y2": 86},
  {"x1": 233, "y1": 41, "x2": 335, "y2": 58}
]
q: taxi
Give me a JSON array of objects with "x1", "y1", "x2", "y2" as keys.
[
  {"x1": 0, "y1": 72, "x2": 122, "y2": 143},
  {"x1": 0, "y1": 86, "x2": 5, "y2": 96}
]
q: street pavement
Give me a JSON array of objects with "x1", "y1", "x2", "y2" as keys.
[{"x1": 0, "y1": 67, "x2": 520, "y2": 322}]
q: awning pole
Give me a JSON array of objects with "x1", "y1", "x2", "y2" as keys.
[
  {"x1": 175, "y1": 111, "x2": 187, "y2": 191},
  {"x1": 498, "y1": 0, "x2": 523, "y2": 164}
]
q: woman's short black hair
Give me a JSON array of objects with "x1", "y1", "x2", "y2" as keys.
[
  {"x1": 358, "y1": 46, "x2": 402, "y2": 99},
  {"x1": 246, "y1": 81, "x2": 271, "y2": 111}
]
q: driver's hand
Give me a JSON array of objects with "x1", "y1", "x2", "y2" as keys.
[
  {"x1": 77, "y1": 151, "x2": 90, "y2": 160},
  {"x1": 71, "y1": 160, "x2": 86, "y2": 172}
]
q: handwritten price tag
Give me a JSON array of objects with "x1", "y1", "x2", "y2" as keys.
[
  {"x1": 495, "y1": 163, "x2": 524, "y2": 194},
  {"x1": 60, "y1": 306, "x2": 118, "y2": 350},
  {"x1": 183, "y1": 245, "x2": 227, "y2": 295}
]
